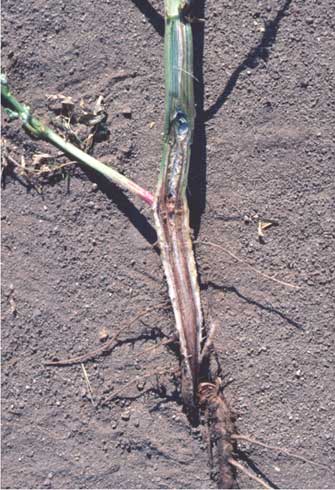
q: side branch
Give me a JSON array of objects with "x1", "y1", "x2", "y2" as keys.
[{"x1": 1, "y1": 74, "x2": 153, "y2": 206}]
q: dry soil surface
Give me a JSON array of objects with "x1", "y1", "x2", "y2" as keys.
[{"x1": 1, "y1": 0, "x2": 335, "y2": 489}]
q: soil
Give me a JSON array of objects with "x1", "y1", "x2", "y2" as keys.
[{"x1": 1, "y1": 0, "x2": 335, "y2": 488}]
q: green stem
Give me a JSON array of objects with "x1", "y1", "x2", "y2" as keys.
[{"x1": 1, "y1": 74, "x2": 153, "y2": 206}]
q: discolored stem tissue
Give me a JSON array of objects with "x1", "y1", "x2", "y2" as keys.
[{"x1": 154, "y1": 0, "x2": 203, "y2": 411}]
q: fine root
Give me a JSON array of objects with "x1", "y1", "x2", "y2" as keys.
[
  {"x1": 228, "y1": 457, "x2": 272, "y2": 489},
  {"x1": 197, "y1": 240, "x2": 300, "y2": 289},
  {"x1": 101, "y1": 365, "x2": 178, "y2": 405},
  {"x1": 232, "y1": 434, "x2": 330, "y2": 471},
  {"x1": 45, "y1": 302, "x2": 169, "y2": 366}
]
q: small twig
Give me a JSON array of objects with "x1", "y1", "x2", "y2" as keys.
[
  {"x1": 233, "y1": 434, "x2": 330, "y2": 471},
  {"x1": 258, "y1": 220, "x2": 277, "y2": 240},
  {"x1": 81, "y1": 363, "x2": 95, "y2": 406},
  {"x1": 7, "y1": 284, "x2": 17, "y2": 317},
  {"x1": 45, "y1": 302, "x2": 169, "y2": 366},
  {"x1": 228, "y1": 457, "x2": 272, "y2": 489},
  {"x1": 198, "y1": 240, "x2": 300, "y2": 289},
  {"x1": 31, "y1": 161, "x2": 75, "y2": 175},
  {"x1": 3, "y1": 153, "x2": 32, "y2": 179},
  {"x1": 3, "y1": 153, "x2": 21, "y2": 169},
  {"x1": 3, "y1": 152, "x2": 75, "y2": 181}
]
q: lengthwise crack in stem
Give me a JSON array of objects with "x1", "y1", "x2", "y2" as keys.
[{"x1": 153, "y1": 0, "x2": 202, "y2": 413}]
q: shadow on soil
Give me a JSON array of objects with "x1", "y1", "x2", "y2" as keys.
[
  {"x1": 237, "y1": 449, "x2": 280, "y2": 489},
  {"x1": 204, "y1": 0, "x2": 293, "y2": 121},
  {"x1": 205, "y1": 281, "x2": 304, "y2": 330}
]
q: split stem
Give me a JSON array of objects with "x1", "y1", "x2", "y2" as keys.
[{"x1": 153, "y1": 0, "x2": 203, "y2": 410}]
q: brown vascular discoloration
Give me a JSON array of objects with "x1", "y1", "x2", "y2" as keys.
[
  {"x1": 199, "y1": 381, "x2": 236, "y2": 489},
  {"x1": 155, "y1": 2, "x2": 201, "y2": 412},
  {"x1": 155, "y1": 190, "x2": 202, "y2": 410}
]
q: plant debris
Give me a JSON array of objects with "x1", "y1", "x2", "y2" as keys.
[
  {"x1": 258, "y1": 219, "x2": 279, "y2": 241},
  {"x1": 1, "y1": 138, "x2": 74, "y2": 190},
  {"x1": 47, "y1": 93, "x2": 109, "y2": 151}
]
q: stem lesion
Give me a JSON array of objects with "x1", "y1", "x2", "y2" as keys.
[{"x1": 154, "y1": 0, "x2": 203, "y2": 411}]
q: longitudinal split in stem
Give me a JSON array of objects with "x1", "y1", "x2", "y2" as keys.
[{"x1": 153, "y1": 0, "x2": 203, "y2": 411}]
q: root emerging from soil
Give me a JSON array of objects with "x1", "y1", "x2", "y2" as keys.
[{"x1": 199, "y1": 380, "x2": 236, "y2": 489}]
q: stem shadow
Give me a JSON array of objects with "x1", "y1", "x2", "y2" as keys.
[
  {"x1": 205, "y1": 280, "x2": 304, "y2": 330},
  {"x1": 189, "y1": 1, "x2": 207, "y2": 237},
  {"x1": 204, "y1": 0, "x2": 293, "y2": 121},
  {"x1": 130, "y1": 0, "x2": 164, "y2": 36},
  {"x1": 81, "y1": 166, "x2": 157, "y2": 245}
]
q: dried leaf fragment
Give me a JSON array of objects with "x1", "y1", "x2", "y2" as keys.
[
  {"x1": 47, "y1": 94, "x2": 74, "y2": 115},
  {"x1": 258, "y1": 220, "x2": 278, "y2": 240}
]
